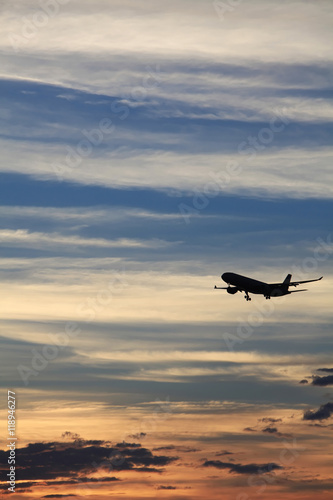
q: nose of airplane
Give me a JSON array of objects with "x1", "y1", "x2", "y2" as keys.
[{"x1": 222, "y1": 272, "x2": 231, "y2": 283}]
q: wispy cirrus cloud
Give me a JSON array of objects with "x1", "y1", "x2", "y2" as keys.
[
  {"x1": 0, "y1": 1, "x2": 332, "y2": 498},
  {"x1": 1, "y1": 1, "x2": 332, "y2": 63},
  {"x1": 0, "y1": 229, "x2": 174, "y2": 250}
]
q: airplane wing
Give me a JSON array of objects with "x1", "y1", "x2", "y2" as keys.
[{"x1": 269, "y1": 276, "x2": 323, "y2": 287}]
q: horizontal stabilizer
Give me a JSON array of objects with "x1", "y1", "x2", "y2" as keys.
[{"x1": 289, "y1": 289, "x2": 308, "y2": 293}]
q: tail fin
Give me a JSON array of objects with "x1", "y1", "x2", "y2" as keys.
[{"x1": 283, "y1": 274, "x2": 292, "y2": 285}]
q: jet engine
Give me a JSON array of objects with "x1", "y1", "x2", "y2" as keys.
[{"x1": 227, "y1": 286, "x2": 238, "y2": 294}]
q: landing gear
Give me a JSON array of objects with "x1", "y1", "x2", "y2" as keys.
[
  {"x1": 244, "y1": 292, "x2": 251, "y2": 301},
  {"x1": 265, "y1": 295, "x2": 271, "y2": 300}
]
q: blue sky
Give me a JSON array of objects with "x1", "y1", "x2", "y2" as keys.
[{"x1": 0, "y1": 1, "x2": 332, "y2": 498}]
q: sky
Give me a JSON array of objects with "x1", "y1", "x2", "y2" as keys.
[{"x1": 0, "y1": 0, "x2": 332, "y2": 498}]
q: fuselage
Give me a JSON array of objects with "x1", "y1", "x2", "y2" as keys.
[{"x1": 222, "y1": 272, "x2": 288, "y2": 296}]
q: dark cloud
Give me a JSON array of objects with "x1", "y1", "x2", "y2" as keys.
[
  {"x1": 41, "y1": 477, "x2": 119, "y2": 487},
  {"x1": 259, "y1": 418, "x2": 282, "y2": 423},
  {"x1": 202, "y1": 460, "x2": 282, "y2": 475},
  {"x1": 244, "y1": 427, "x2": 256, "y2": 432},
  {"x1": 299, "y1": 368, "x2": 333, "y2": 387},
  {"x1": 303, "y1": 402, "x2": 333, "y2": 421},
  {"x1": 61, "y1": 432, "x2": 108, "y2": 448},
  {"x1": 0, "y1": 438, "x2": 178, "y2": 492},
  {"x1": 262, "y1": 427, "x2": 278, "y2": 434},
  {"x1": 215, "y1": 450, "x2": 234, "y2": 456},
  {"x1": 153, "y1": 445, "x2": 200, "y2": 453},
  {"x1": 260, "y1": 427, "x2": 291, "y2": 439},
  {"x1": 312, "y1": 375, "x2": 333, "y2": 387},
  {"x1": 153, "y1": 445, "x2": 176, "y2": 451},
  {"x1": 62, "y1": 431, "x2": 80, "y2": 440},
  {"x1": 116, "y1": 442, "x2": 142, "y2": 448},
  {"x1": 0, "y1": 477, "x2": 120, "y2": 492},
  {"x1": 0, "y1": 481, "x2": 36, "y2": 491},
  {"x1": 128, "y1": 432, "x2": 147, "y2": 440},
  {"x1": 277, "y1": 478, "x2": 333, "y2": 493},
  {"x1": 42, "y1": 496, "x2": 76, "y2": 498},
  {"x1": 157, "y1": 485, "x2": 177, "y2": 490},
  {"x1": 308, "y1": 423, "x2": 333, "y2": 428}
]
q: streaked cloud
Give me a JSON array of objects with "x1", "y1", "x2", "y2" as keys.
[
  {"x1": 202, "y1": 459, "x2": 282, "y2": 474},
  {"x1": 0, "y1": 228, "x2": 173, "y2": 250},
  {"x1": 0, "y1": 1, "x2": 332, "y2": 498}
]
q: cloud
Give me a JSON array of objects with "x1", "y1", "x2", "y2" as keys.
[
  {"x1": 299, "y1": 368, "x2": 333, "y2": 387},
  {"x1": 157, "y1": 485, "x2": 177, "y2": 490},
  {"x1": 0, "y1": 229, "x2": 172, "y2": 251},
  {"x1": 1, "y1": 137, "x2": 332, "y2": 199},
  {"x1": 244, "y1": 424, "x2": 287, "y2": 439},
  {"x1": 2, "y1": 1, "x2": 333, "y2": 78},
  {"x1": 0, "y1": 477, "x2": 120, "y2": 492},
  {"x1": 0, "y1": 0, "x2": 332, "y2": 209},
  {"x1": 0, "y1": 1, "x2": 332, "y2": 498},
  {"x1": 262, "y1": 427, "x2": 278, "y2": 434},
  {"x1": 42, "y1": 496, "x2": 76, "y2": 499},
  {"x1": 153, "y1": 445, "x2": 200, "y2": 453},
  {"x1": 202, "y1": 460, "x2": 282, "y2": 475},
  {"x1": 0, "y1": 438, "x2": 178, "y2": 492},
  {"x1": 215, "y1": 450, "x2": 234, "y2": 456},
  {"x1": 275, "y1": 477, "x2": 333, "y2": 493},
  {"x1": 0, "y1": 71, "x2": 333, "y2": 199},
  {"x1": 128, "y1": 432, "x2": 147, "y2": 440},
  {"x1": 259, "y1": 417, "x2": 282, "y2": 423},
  {"x1": 303, "y1": 402, "x2": 333, "y2": 421},
  {"x1": 76, "y1": 349, "x2": 324, "y2": 366},
  {"x1": 0, "y1": 205, "x2": 184, "y2": 223},
  {"x1": 116, "y1": 442, "x2": 142, "y2": 448},
  {"x1": 312, "y1": 375, "x2": 333, "y2": 386}
]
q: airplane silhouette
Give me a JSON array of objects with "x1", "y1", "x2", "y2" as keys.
[{"x1": 214, "y1": 272, "x2": 323, "y2": 301}]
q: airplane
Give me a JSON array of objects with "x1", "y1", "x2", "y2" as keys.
[{"x1": 214, "y1": 272, "x2": 323, "y2": 301}]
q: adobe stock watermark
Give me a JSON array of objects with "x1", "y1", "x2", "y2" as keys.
[
  {"x1": 213, "y1": 0, "x2": 243, "y2": 22},
  {"x1": 51, "y1": 64, "x2": 164, "y2": 182},
  {"x1": 74, "y1": 398, "x2": 173, "y2": 496},
  {"x1": 178, "y1": 107, "x2": 290, "y2": 224},
  {"x1": 237, "y1": 109, "x2": 290, "y2": 159},
  {"x1": 237, "y1": 436, "x2": 306, "y2": 500},
  {"x1": 222, "y1": 233, "x2": 332, "y2": 352},
  {"x1": 8, "y1": 0, "x2": 71, "y2": 53},
  {"x1": 17, "y1": 270, "x2": 128, "y2": 386}
]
